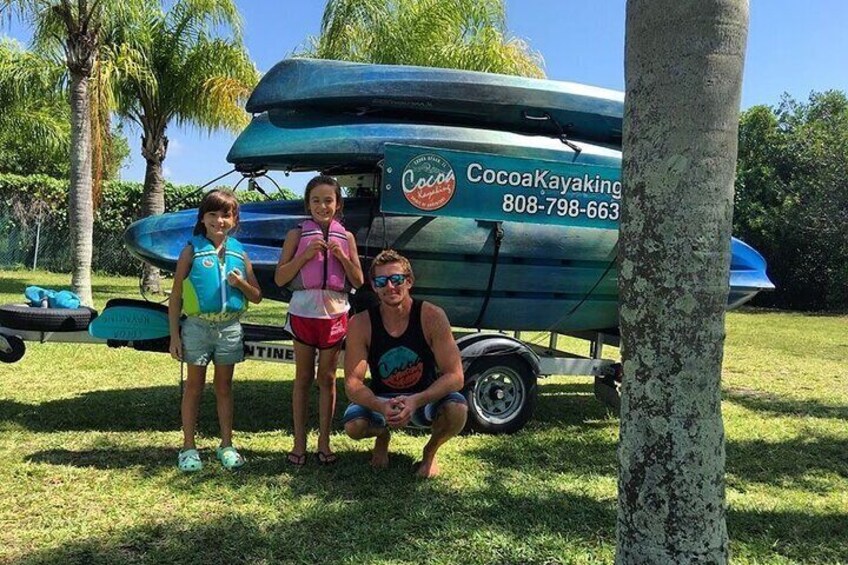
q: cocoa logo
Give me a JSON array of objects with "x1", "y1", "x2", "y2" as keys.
[
  {"x1": 378, "y1": 346, "x2": 424, "y2": 390},
  {"x1": 401, "y1": 153, "x2": 456, "y2": 211}
]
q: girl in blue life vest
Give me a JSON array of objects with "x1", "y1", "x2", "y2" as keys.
[
  {"x1": 275, "y1": 175, "x2": 364, "y2": 466},
  {"x1": 168, "y1": 189, "x2": 262, "y2": 472}
]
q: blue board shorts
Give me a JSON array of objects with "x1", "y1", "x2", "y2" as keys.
[
  {"x1": 341, "y1": 392, "x2": 467, "y2": 428},
  {"x1": 181, "y1": 316, "x2": 244, "y2": 366}
]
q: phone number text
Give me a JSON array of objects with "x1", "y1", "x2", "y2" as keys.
[{"x1": 502, "y1": 194, "x2": 620, "y2": 220}]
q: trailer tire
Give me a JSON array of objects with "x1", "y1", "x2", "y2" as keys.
[
  {"x1": 0, "y1": 304, "x2": 97, "y2": 332},
  {"x1": 0, "y1": 335, "x2": 25, "y2": 363},
  {"x1": 463, "y1": 355, "x2": 537, "y2": 434},
  {"x1": 593, "y1": 375, "x2": 621, "y2": 414}
]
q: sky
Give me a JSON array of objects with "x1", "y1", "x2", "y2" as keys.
[{"x1": 3, "y1": 1, "x2": 847, "y2": 193}]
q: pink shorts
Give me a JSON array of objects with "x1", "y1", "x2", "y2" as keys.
[{"x1": 286, "y1": 312, "x2": 348, "y2": 349}]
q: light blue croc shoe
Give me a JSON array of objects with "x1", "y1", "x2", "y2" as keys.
[
  {"x1": 216, "y1": 446, "x2": 245, "y2": 470},
  {"x1": 178, "y1": 448, "x2": 203, "y2": 472}
]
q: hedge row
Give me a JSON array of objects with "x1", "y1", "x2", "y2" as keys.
[{"x1": 0, "y1": 173, "x2": 292, "y2": 275}]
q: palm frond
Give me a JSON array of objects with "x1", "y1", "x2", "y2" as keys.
[
  {"x1": 167, "y1": 37, "x2": 258, "y2": 133},
  {"x1": 302, "y1": 0, "x2": 544, "y2": 77},
  {"x1": 0, "y1": 103, "x2": 69, "y2": 149},
  {"x1": 102, "y1": 0, "x2": 256, "y2": 147}
]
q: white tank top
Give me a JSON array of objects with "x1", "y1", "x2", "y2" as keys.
[{"x1": 287, "y1": 288, "x2": 350, "y2": 319}]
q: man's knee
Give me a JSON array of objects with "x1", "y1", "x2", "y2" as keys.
[
  {"x1": 344, "y1": 418, "x2": 371, "y2": 439},
  {"x1": 436, "y1": 400, "x2": 468, "y2": 427}
]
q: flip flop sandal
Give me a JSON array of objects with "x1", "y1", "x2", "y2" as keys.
[
  {"x1": 178, "y1": 448, "x2": 203, "y2": 472},
  {"x1": 216, "y1": 446, "x2": 245, "y2": 470},
  {"x1": 286, "y1": 452, "x2": 307, "y2": 467},
  {"x1": 315, "y1": 451, "x2": 338, "y2": 466}
]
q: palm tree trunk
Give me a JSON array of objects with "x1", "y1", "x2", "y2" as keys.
[
  {"x1": 616, "y1": 1, "x2": 748, "y2": 563},
  {"x1": 140, "y1": 128, "x2": 168, "y2": 293},
  {"x1": 68, "y1": 70, "x2": 94, "y2": 306}
]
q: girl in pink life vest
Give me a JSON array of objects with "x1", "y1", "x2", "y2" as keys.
[{"x1": 275, "y1": 175, "x2": 364, "y2": 466}]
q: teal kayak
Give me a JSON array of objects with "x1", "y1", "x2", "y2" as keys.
[
  {"x1": 244, "y1": 58, "x2": 623, "y2": 145},
  {"x1": 227, "y1": 111, "x2": 621, "y2": 174}
]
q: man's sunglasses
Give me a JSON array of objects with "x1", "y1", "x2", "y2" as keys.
[{"x1": 372, "y1": 274, "x2": 409, "y2": 288}]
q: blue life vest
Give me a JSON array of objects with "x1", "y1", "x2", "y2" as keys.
[{"x1": 182, "y1": 235, "x2": 247, "y2": 316}]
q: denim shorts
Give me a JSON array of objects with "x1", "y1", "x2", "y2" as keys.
[
  {"x1": 181, "y1": 316, "x2": 244, "y2": 366},
  {"x1": 341, "y1": 392, "x2": 467, "y2": 428}
]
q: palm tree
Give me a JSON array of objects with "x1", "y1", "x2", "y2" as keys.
[
  {"x1": 301, "y1": 0, "x2": 544, "y2": 77},
  {"x1": 2, "y1": 0, "x2": 145, "y2": 305},
  {"x1": 106, "y1": 0, "x2": 259, "y2": 292},
  {"x1": 0, "y1": 38, "x2": 69, "y2": 177},
  {"x1": 616, "y1": 1, "x2": 749, "y2": 562}
]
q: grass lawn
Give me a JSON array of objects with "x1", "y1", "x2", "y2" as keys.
[{"x1": 0, "y1": 270, "x2": 846, "y2": 564}]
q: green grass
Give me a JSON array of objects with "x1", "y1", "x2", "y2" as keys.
[{"x1": 0, "y1": 270, "x2": 846, "y2": 564}]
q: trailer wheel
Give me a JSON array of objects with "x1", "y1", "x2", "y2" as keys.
[
  {"x1": 0, "y1": 304, "x2": 97, "y2": 332},
  {"x1": 463, "y1": 355, "x2": 537, "y2": 434},
  {"x1": 0, "y1": 335, "x2": 25, "y2": 363},
  {"x1": 593, "y1": 376, "x2": 621, "y2": 414}
]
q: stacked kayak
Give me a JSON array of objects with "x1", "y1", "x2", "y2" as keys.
[{"x1": 124, "y1": 58, "x2": 773, "y2": 332}]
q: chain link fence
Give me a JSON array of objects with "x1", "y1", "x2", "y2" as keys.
[{"x1": 0, "y1": 210, "x2": 137, "y2": 275}]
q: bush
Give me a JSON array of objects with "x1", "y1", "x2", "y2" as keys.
[
  {"x1": 735, "y1": 91, "x2": 848, "y2": 311},
  {"x1": 0, "y1": 173, "x2": 294, "y2": 275}
]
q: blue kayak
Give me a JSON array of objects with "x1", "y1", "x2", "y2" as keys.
[
  {"x1": 125, "y1": 197, "x2": 773, "y2": 333},
  {"x1": 244, "y1": 58, "x2": 624, "y2": 145}
]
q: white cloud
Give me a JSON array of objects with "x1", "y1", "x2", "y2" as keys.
[{"x1": 167, "y1": 137, "x2": 183, "y2": 156}]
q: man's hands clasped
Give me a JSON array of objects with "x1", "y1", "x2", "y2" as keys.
[{"x1": 381, "y1": 395, "x2": 419, "y2": 428}]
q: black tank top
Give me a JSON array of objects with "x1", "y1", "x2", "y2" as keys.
[{"x1": 367, "y1": 299, "x2": 438, "y2": 395}]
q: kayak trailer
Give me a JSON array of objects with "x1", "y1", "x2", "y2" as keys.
[{"x1": 0, "y1": 298, "x2": 622, "y2": 434}]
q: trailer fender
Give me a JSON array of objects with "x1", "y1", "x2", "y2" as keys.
[{"x1": 456, "y1": 333, "x2": 542, "y2": 377}]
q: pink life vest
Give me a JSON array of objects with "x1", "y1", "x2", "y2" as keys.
[{"x1": 289, "y1": 218, "x2": 351, "y2": 292}]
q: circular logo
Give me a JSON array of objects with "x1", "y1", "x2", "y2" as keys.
[
  {"x1": 401, "y1": 154, "x2": 456, "y2": 211},
  {"x1": 378, "y1": 346, "x2": 424, "y2": 389},
  {"x1": 202, "y1": 258, "x2": 215, "y2": 268}
]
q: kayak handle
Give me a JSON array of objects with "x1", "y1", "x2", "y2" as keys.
[
  {"x1": 522, "y1": 110, "x2": 551, "y2": 121},
  {"x1": 522, "y1": 110, "x2": 582, "y2": 156}
]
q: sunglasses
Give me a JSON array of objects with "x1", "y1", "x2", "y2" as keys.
[{"x1": 372, "y1": 274, "x2": 409, "y2": 288}]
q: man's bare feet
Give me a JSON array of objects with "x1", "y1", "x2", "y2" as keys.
[
  {"x1": 416, "y1": 443, "x2": 440, "y2": 478},
  {"x1": 370, "y1": 429, "x2": 390, "y2": 469},
  {"x1": 415, "y1": 458, "x2": 440, "y2": 478}
]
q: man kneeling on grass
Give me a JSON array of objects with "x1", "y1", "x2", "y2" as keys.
[{"x1": 342, "y1": 249, "x2": 467, "y2": 478}]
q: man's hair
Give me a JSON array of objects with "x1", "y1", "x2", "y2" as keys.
[{"x1": 369, "y1": 249, "x2": 414, "y2": 280}]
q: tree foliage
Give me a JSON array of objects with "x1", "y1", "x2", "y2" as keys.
[
  {"x1": 0, "y1": 38, "x2": 132, "y2": 172},
  {"x1": 0, "y1": 38, "x2": 70, "y2": 177},
  {"x1": 0, "y1": 39, "x2": 132, "y2": 179},
  {"x1": 300, "y1": 0, "x2": 544, "y2": 77},
  {"x1": 3, "y1": 0, "x2": 149, "y2": 304},
  {"x1": 106, "y1": 0, "x2": 258, "y2": 138},
  {"x1": 735, "y1": 91, "x2": 848, "y2": 310},
  {"x1": 101, "y1": 0, "x2": 259, "y2": 292}
]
